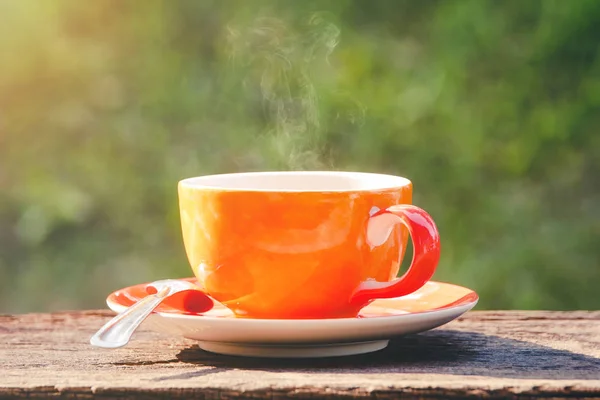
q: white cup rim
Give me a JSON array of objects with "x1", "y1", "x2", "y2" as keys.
[{"x1": 178, "y1": 171, "x2": 412, "y2": 193}]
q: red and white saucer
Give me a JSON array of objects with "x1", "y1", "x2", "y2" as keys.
[{"x1": 106, "y1": 279, "x2": 478, "y2": 358}]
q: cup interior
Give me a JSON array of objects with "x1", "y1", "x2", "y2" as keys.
[{"x1": 179, "y1": 171, "x2": 411, "y2": 192}]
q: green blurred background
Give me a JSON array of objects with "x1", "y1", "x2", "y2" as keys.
[{"x1": 1, "y1": 0, "x2": 599, "y2": 313}]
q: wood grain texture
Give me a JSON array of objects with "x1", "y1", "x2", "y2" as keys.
[{"x1": 0, "y1": 310, "x2": 599, "y2": 399}]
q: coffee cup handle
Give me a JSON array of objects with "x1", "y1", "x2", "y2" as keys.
[{"x1": 350, "y1": 204, "x2": 441, "y2": 308}]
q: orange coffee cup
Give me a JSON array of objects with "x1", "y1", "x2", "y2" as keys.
[{"x1": 178, "y1": 171, "x2": 440, "y2": 319}]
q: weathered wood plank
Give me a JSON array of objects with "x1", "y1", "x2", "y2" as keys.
[{"x1": 0, "y1": 310, "x2": 599, "y2": 399}]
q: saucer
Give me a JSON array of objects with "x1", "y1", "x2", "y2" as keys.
[{"x1": 106, "y1": 279, "x2": 478, "y2": 358}]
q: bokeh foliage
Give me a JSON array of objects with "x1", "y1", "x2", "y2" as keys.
[{"x1": 1, "y1": 0, "x2": 599, "y2": 312}]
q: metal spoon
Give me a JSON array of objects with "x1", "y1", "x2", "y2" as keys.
[{"x1": 90, "y1": 279, "x2": 213, "y2": 349}]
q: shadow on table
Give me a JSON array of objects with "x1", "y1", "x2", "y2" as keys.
[{"x1": 164, "y1": 330, "x2": 600, "y2": 381}]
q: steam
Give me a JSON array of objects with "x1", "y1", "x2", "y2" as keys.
[{"x1": 226, "y1": 14, "x2": 340, "y2": 169}]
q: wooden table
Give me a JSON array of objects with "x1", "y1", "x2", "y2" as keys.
[{"x1": 1, "y1": 310, "x2": 599, "y2": 399}]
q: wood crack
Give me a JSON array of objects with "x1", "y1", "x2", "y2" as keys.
[
  {"x1": 111, "y1": 358, "x2": 181, "y2": 366},
  {"x1": 2, "y1": 386, "x2": 599, "y2": 399}
]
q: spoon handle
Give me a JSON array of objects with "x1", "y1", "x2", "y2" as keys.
[{"x1": 90, "y1": 286, "x2": 170, "y2": 349}]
